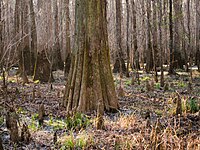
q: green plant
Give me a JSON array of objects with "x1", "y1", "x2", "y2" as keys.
[
  {"x1": 124, "y1": 79, "x2": 132, "y2": 86},
  {"x1": 189, "y1": 98, "x2": 199, "y2": 113},
  {"x1": 60, "y1": 132, "x2": 75, "y2": 149},
  {"x1": 49, "y1": 114, "x2": 53, "y2": 125},
  {"x1": 28, "y1": 121, "x2": 37, "y2": 131},
  {"x1": 114, "y1": 79, "x2": 120, "y2": 86},
  {"x1": 141, "y1": 76, "x2": 150, "y2": 82},
  {"x1": 177, "y1": 81, "x2": 186, "y2": 88},
  {"x1": 34, "y1": 80, "x2": 40, "y2": 84},
  {"x1": 168, "y1": 105, "x2": 176, "y2": 115},
  {"x1": 64, "y1": 113, "x2": 90, "y2": 130},
  {"x1": 0, "y1": 116, "x2": 4, "y2": 126},
  {"x1": 28, "y1": 113, "x2": 39, "y2": 130},
  {"x1": 60, "y1": 131, "x2": 92, "y2": 149},
  {"x1": 17, "y1": 107, "x2": 26, "y2": 114},
  {"x1": 155, "y1": 109, "x2": 163, "y2": 116},
  {"x1": 48, "y1": 119, "x2": 67, "y2": 130},
  {"x1": 76, "y1": 135, "x2": 87, "y2": 148},
  {"x1": 155, "y1": 83, "x2": 160, "y2": 89},
  {"x1": 31, "y1": 113, "x2": 39, "y2": 120}
]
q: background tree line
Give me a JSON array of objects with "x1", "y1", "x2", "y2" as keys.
[{"x1": 0, "y1": 0, "x2": 199, "y2": 82}]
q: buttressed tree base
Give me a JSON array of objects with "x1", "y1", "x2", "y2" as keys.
[{"x1": 63, "y1": 0, "x2": 119, "y2": 113}]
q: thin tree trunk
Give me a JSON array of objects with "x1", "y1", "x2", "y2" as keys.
[
  {"x1": 126, "y1": 0, "x2": 130, "y2": 77},
  {"x1": 0, "y1": 0, "x2": 2, "y2": 67},
  {"x1": 51, "y1": 0, "x2": 64, "y2": 70},
  {"x1": 174, "y1": 0, "x2": 184, "y2": 69},
  {"x1": 29, "y1": 0, "x2": 37, "y2": 78},
  {"x1": 159, "y1": 0, "x2": 164, "y2": 87},
  {"x1": 168, "y1": 0, "x2": 175, "y2": 74},
  {"x1": 113, "y1": 0, "x2": 126, "y2": 74},
  {"x1": 196, "y1": 0, "x2": 200, "y2": 71},
  {"x1": 146, "y1": 0, "x2": 153, "y2": 73},
  {"x1": 187, "y1": 0, "x2": 191, "y2": 72},
  {"x1": 152, "y1": 0, "x2": 158, "y2": 82},
  {"x1": 14, "y1": 0, "x2": 29, "y2": 83},
  {"x1": 64, "y1": 0, "x2": 71, "y2": 76},
  {"x1": 131, "y1": 0, "x2": 140, "y2": 70},
  {"x1": 187, "y1": 0, "x2": 193, "y2": 81},
  {"x1": 163, "y1": 0, "x2": 168, "y2": 65}
]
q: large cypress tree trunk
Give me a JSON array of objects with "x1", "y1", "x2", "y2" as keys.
[{"x1": 64, "y1": 0, "x2": 119, "y2": 113}]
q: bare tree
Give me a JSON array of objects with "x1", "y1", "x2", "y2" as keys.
[
  {"x1": 0, "y1": 0, "x2": 2, "y2": 68},
  {"x1": 146, "y1": 0, "x2": 153, "y2": 73},
  {"x1": 196, "y1": 0, "x2": 200, "y2": 71},
  {"x1": 14, "y1": 0, "x2": 29, "y2": 83},
  {"x1": 159, "y1": 0, "x2": 164, "y2": 87},
  {"x1": 51, "y1": 0, "x2": 64, "y2": 70},
  {"x1": 29, "y1": 0, "x2": 37, "y2": 77},
  {"x1": 131, "y1": 0, "x2": 140, "y2": 71},
  {"x1": 126, "y1": 0, "x2": 130, "y2": 77},
  {"x1": 64, "y1": 0, "x2": 71, "y2": 76},
  {"x1": 152, "y1": 0, "x2": 158, "y2": 82},
  {"x1": 174, "y1": 0, "x2": 184, "y2": 69},
  {"x1": 29, "y1": 0, "x2": 37, "y2": 65},
  {"x1": 113, "y1": 0, "x2": 126, "y2": 74},
  {"x1": 168, "y1": 0, "x2": 175, "y2": 74}
]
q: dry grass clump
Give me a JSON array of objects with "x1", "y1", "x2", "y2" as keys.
[{"x1": 98, "y1": 113, "x2": 200, "y2": 150}]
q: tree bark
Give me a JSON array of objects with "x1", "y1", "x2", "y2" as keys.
[
  {"x1": 29, "y1": 0, "x2": 38, "y2": 78},
  {"x1": 0, "y1": 135, "x2": 3, "y2": 150},
  {"x1": 152, "y1": 0, "x2": 158, "y2": 82},
  {"x1": 126, "y1": 0, "x2": 130, "y2": 77},
  {"x1": 0, "y1": 0, "x2": 2, "y2": 67},
  {"x1": 146, "y1": 0, "x2": 153, "y2": 73},
  {"x1": 168, "y1": 0, "x2": 175, "y2": 74},
  {"x1": 51, "y1": 0, "x2": 64, "y2": 70},
  {"x1": 14, "y1": 0, "x2": 36, "y2": 79},
  {"x1": 159, "y1": 0, "x2": 164, "y2": 87},
  {"x1": 113, "y1": 0, "x2": 126, "y2": 74},
  {"x1": 64, "y1": 0, "x2": 71, "y2": 76},
  {"x1": 64, "y1": 0, "x2": 119, "y2": 113},
  {"x1": 14, "y1": 0, "x2": 29, "y2": 83},
  {"x1": 173, "y1": 0, "x2": 184, "y2": 69},
  {"x1": 187, "y1": 0, "x2": 191, "y2": 73},
  {"x1": 196, "y1": 0, "x2": 200, "y2": 71},
  {"x1": 131, "y1": 0, "x2": 140, "y2": 70},
  {"x1": 29, "y1": 0, "x2": 37, "y2": 62}
]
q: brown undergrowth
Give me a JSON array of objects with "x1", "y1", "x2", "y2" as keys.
[{"x1": 0, "y1": 70, "x2": 199, "y2": 149}]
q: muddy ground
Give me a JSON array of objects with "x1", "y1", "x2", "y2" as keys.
[{"x1": 0, "y1": 69, "x2": 199, "y2": 149}]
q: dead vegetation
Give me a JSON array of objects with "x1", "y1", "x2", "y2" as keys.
[{"x1": 0, "y1": 69, "x2": 199, "y2": 149}]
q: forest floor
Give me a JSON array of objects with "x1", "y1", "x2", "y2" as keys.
[{"x1": 0, "y1": 68, "x2": 200, "y2": 150}]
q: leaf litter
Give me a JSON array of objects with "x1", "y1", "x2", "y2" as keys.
[{"x1": 0, "y1": 70, "x2": 199, "y2": 149}]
